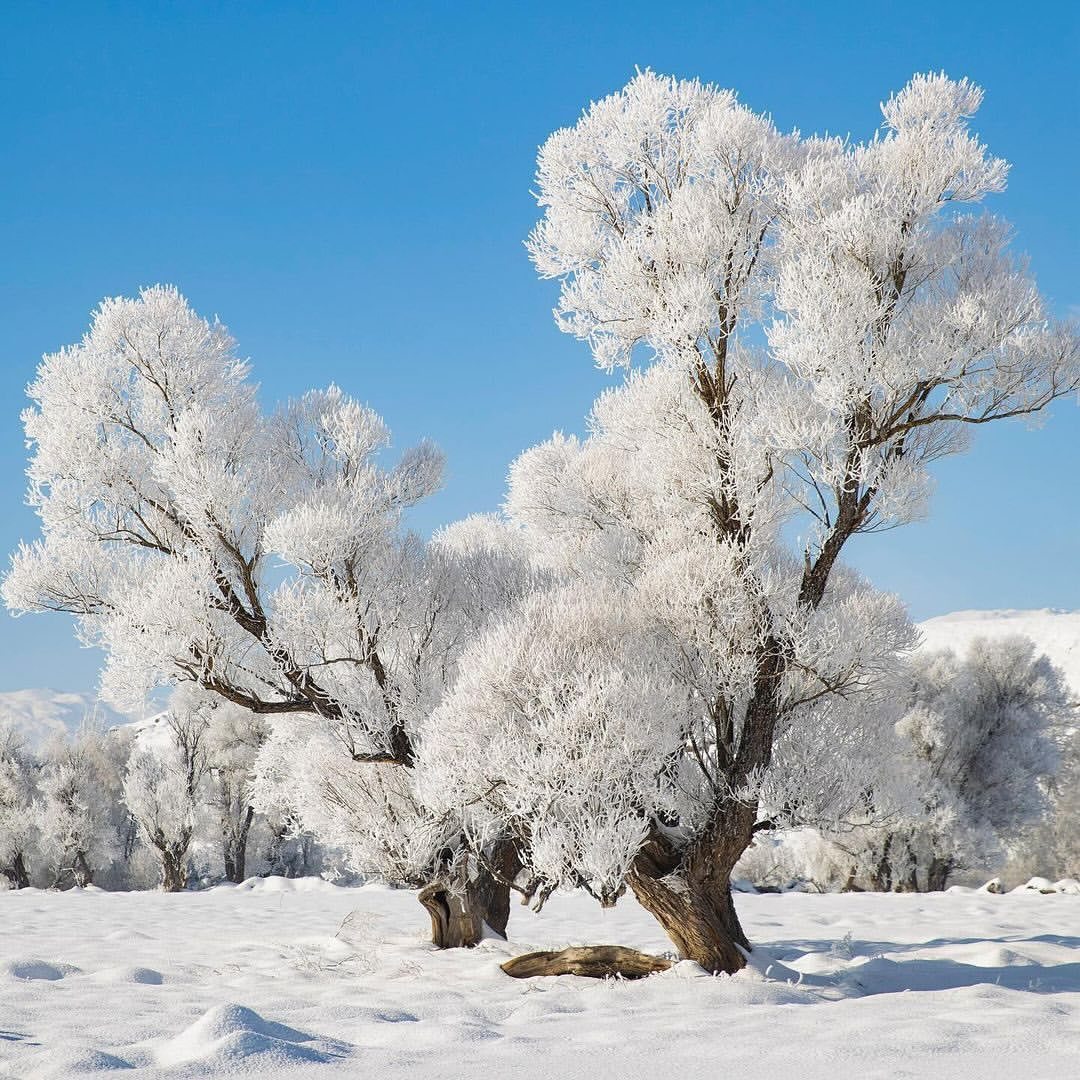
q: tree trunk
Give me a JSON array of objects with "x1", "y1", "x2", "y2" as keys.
[
  {"x1": 418, "y1": 839, "x2": 521, "y2": 949},
  {"x1": 868, "y1": 833, "x2": 894, "y2": 892},
  {"x1": 224, "y1": 806, "x2": 255, "y2": 883},
  {"x1": 72, "y1": 850, "x2": 93, "y2": 888},
  {"x1": 926, "y1": 855, "x2": 953, "y2": 892},
  {"x1": 502, "y1": 946, "x2": 672, "y2": 980},
  {"x1": 629, "y1": 870, "x2": 749, "y2": 974},
  {"x1": 629, "y1": 804, "x2": 755, "y2": 975},
  {"x1": 161, "y1": 849, "x2": 188, "y2": 892},
  {"x1": 2, "y1": 851, "x2": 30, "y2": 890}
]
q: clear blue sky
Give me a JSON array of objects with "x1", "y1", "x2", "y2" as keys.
[{"x1": 0, "y1": 1, "x2": 1077, "y2": 694}]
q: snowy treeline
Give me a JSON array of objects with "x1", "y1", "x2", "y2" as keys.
[
  {"x1": 0, "y1": 695, "x2": 335, "y2": 892},
  {"x1": 738, "y1": 634, "x2": 1076, "y2": 892},
  {"x1": 4, "y1": 632, "x2": 1071, "y2": 896},
  {"x1": 4, "y1": 70, "x2": 1079, "y2": 974}
]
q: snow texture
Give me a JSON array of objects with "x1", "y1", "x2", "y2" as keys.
[{"x1": 2, "y1": 881, "x2": 1080, "y2": 1078}]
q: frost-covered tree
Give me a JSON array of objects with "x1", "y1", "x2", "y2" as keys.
[
  {"x1": 0, "y1": 726, "x2": 38, "y2": 889},
  {"x1": 442, "y1": 70, "x2": 1079, "y2": 972},
  {"x1": 1009, "y1": 725, "x2": 1080, "y2": 883},
  {"x1": 3, "y1": 286, "x2": 540, "y2": 941},
  {"x1": 124, "y1": 691, "x2": 211, "y2": 891},
  {"x1": 252, "y1": 512, "x2": 551, "y2": 944},
  {"x1": 876, "y1": 635, "x2": 1067, "y2": 891},
  {"x1": 205, "y1": 703, "x2": 267, "y2": 883},
  {"x1": 37, "y1": 730, "x2": 118, "y2": 888},
  {"x1": 3, "y1": 286, "x2": 440, "y2": 759}
]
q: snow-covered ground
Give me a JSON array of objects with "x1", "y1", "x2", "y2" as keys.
[{"x1": 3, "y1": 880, "x2": 1080, "y2": 1079}]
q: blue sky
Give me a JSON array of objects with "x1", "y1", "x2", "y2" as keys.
[{"x1": 0, "y1": 1, "x2": 1077, "y2": 695}]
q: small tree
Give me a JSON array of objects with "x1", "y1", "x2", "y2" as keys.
[
  {"x1": 0, "y1": 726, "x2": 38, "y2": 889},
  {"x1": 37, "y1": 730, "x2": 118, "y2": 888},
  {"x1": 123, "y1": 693, "x2": 210, "y2": 891},
  {"x1": 204, "y1": 703, "x2": 267, "y2": 883}
]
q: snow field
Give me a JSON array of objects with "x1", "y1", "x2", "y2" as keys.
[{"x1": 3, "y1": 879, "x2": 1080, "y2": 1078}]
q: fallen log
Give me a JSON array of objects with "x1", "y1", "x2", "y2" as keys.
[{"x1": 500, "y1": 945, "x2": 673, "y2": 980}]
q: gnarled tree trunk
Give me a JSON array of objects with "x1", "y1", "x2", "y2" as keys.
[
  {"x1": 629, "y1": 802, "x2": 755, "y2": 975},
  {"x1": 419, "y1": 838, "x2": 521, "y2": 949}
]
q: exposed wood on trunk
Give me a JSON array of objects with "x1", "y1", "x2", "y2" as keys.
[
  {"x1": 501, "y1": 946, "x2": 672, "y2": 980},
  {"x1": 418, "y1": 839, "x2": 522, "y2": 948}
]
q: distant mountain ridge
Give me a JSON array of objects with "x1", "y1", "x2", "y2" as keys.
[
  {"x1": 3, "y1": 609, "x2": 1080, "y2": 747},
  {"x1": 0, "y1": 689, "x2": 132, "y2": 749}
]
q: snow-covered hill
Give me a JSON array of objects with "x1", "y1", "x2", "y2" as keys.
[
  {"x1": 918, "y1": 609, "x2": 1080, "y2": 698},
  {"x1": 0, "y1": 689, "x2": 131, "y2": 749}
]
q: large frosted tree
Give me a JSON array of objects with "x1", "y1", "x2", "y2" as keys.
[
  {"x1": 428, "y1": 70, "x2": 1080, "y2": 973},
  {"x1": 2, "y1": 286, "x2": 534, "y2": 940}
]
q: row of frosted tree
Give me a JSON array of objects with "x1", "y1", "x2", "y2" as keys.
[
  {"x1": 3, "y1": 71, "x2": 1078, "y2": 974},
  {"x1": 0, "y1": 695, "x2": 329, "y2": 892},
  {"x1": 0, "y1": 632, "x2": 1074, "y2": 899}
]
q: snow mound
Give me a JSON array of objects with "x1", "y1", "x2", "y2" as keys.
[
  {"x1": 233, "y1": 874, "x2": 339, "y2": 893},
  {"x1": 918, "y1": 609, "x2": 1080, "y2": 698},
  {"x1": 3, "y1": 959, "x2": 81, "y2": 981},
  {"x1": 18, "y1": 1047, "x2": 135, "y2": 1077},
  {"x1": 87, "y1": 965, "x2": 164, "y2": 985},
  {"x1": 155, "y1": 1003, "x2": 352, "y2": 1069},
  {"x1": 1010, "y1": 877, "x2": 1080, "y2": 895}
]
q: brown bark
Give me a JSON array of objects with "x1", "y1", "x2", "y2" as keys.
[
  {"x1": 418, "y1": 839, "x2": 521, "y2": 949},
  {"x1": 501, "y1": 946, "x2": 672, "y2": 980},
  {"x1": 628, "y1": 803, "x2": 755, "y2": 975}
]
